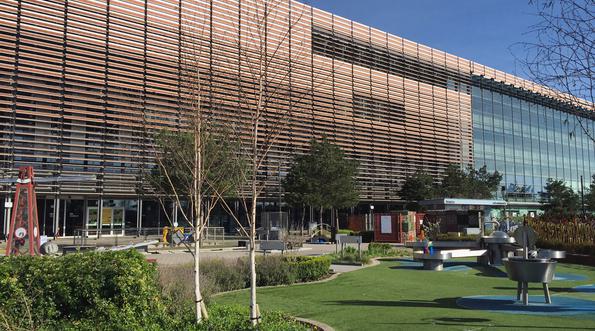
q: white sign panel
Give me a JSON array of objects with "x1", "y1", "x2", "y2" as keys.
[{"x1": 381, "y1": 216, "x2": 392, "y2": 234}]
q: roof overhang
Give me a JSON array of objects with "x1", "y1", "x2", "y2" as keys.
[{"x1": 419, "y1": 198, "x2": 508, "y2": 207}]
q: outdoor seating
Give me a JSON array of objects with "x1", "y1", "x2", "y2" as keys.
[{"x1": 413, "y1": 248, "x2": 487, "y2": 271}]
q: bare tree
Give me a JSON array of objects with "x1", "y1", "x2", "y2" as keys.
[
  {"x1": 515, "y1": 0, "x2": 594, "y2": 141},
  {"x1": 202, "y1": 0, "x2": 328, "y2": 325},
  {"x1": 163, "y1": 1, "x2": 337, "y2": 325},
  {"x1": 146, "y1": 22, "x2": 246, "y2": 324}
]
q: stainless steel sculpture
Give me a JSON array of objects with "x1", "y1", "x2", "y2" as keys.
[
  {"x1": 482, "y1": 230, "x2": 516, "y2": 265},
  {"x1": 502, "y1": 221, "x2": 565, "y2": 305}
]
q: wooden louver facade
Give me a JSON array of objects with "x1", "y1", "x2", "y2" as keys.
[{"x1": 0, "y1": 0, "x2": 577, "y2": 203}]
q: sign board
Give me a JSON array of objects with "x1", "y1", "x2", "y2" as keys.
[
  {"x1": 335, "y1": 233, "x2": 347, "y2": 241},
  {"x1": 260, "y1": 240, "x2": 285, "y2": 251},
  {"x1": 4, "y1": 201, "x2": 12, "y2": 208},
  {"x1": 380, "y1": 216, "x2": 392, "y2": 234},
  {"x1": 443, "y1": 199, "x2": 507, "y2": 206},
  {"x1": 102, "y1": 207, "x2": 113, "y2": 226},
  {"x1": 339, "y1": 235, "x2": 362, "y2": 244}
]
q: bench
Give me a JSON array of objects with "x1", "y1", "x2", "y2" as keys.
[
  {"x1": 259, "y1": 240, "x2": 286, "y2": 255},
  {"x1": 413, "y1": 249, "x2": 487, "y2": 271}
]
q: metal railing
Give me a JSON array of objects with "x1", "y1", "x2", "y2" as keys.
[
  {"x1": 72, "y1": 227, "x2": 168, "y2": 246},
  {"x1": 203, "y1": 227, "x2": 225, "y2": 242},
  {"x1": 72, "y1": 226, "x2": 226, "y2": 247}
]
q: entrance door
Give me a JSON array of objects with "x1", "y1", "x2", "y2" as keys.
[
  {"x1": 90, "y1": 207, "x2": 125, "y2": 236},
  {"x1": 111, "y1": 208, "x2": 124, "y2": 235},
  {"x1": 86, "y1": 207, "x2": 99, "y2": 237}
]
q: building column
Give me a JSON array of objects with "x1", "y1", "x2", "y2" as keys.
[
  {"x1": 53, "y1": 197, "x2": 60, "y2": 237},
  {"x1": 97, "y1": 198, "x2": 103, "y2": 238},
  {"x1": 3, "y1": 196, "x2": 12, "y2": 236},
  {"x1": 136, "y1": 198, "x2": 142, "y2": 233},
  {"x1": 62, "y1": 199, "x2": 68, "y2": 237}
]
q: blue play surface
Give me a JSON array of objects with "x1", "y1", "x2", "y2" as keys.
[
  {"x1": 393, "y1": 259, "x2": 472, "y2": 272},
  {"x1": 553, "y1": 273, "x2": 589, "y2": 281},
  {"x1": 457, "y1": 295, "x2": 595, "y2": 316},
  {"x1": 573, "y1": 284, "x2": 595, "y2": 293}
]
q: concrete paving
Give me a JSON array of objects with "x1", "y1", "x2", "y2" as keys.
[{"x1": 149, "y1": 243, "x2": 364, "y2": 265}]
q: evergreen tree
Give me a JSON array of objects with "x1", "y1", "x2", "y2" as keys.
[
  {"x1": 282, "y1": 138, "x2": 359, "y2": 225},
  {"x1": 398, "y1": 170, "x2": 435, "y2": 211},
  {"x1": 437, "y1": 164, "x2": 502, "y2": 199},
  {"x1": 541, "y1": 178, "x2": 580, "y2": 218}
]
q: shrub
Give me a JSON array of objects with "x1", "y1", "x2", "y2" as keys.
[
  {"x1": 0, "y1": 250, "x2": 172, "y2": 330},
  {"x1": 256, "y1": 255, "x2": 295, "y2": 286},
  {"x1": 435, "y1": 233, "x2": 480, "y2": 242},
  {"x1": 202, "y1": 258, "x2": 249, "y2": 292},
  {"x1": 331, "y1": 242, "x2": 412, "y2": 265},
  {"x1": 285, "y1": 256, "x2": 331, "y2": 282},
  {"x1": 159, "y1": 262, "x2": 196, "y2": 306},
  {"x1": 158, "y1": 255, "x2": 331, "y2": 307},
  {"x1": 366, "y1": 242, "x2": 412, "y2": 258},
  {"x1": 159, "y1": 258, "x2": 249, "y2": 305},
  {"x1": 195, "y1": 304, "x2": 307, "y2": 331},
  {"x1": 367, "y1": 242, "x2": 392, "y2": 256},
  {"x1": 332, "y1": 246, "x2": 364, "y2": 264},
  {"x1": 421, "y1": 220, "x2": 441, "y2": 241},
  {"x1": 528, "y1": 218, "x2": 595, "y2": 256}
]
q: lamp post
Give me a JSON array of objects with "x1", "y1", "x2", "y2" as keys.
[{"x1": 369, "y1": 204, "x2": 374, "y2": 231}]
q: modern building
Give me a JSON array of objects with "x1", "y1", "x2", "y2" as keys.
[{"x1": 0, "y1": 0, "x2": 593, "y2": 237}]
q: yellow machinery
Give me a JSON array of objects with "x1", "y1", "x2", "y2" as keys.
[{"x1": 162, "y1": 226, "x2": 186, "y2": 244}]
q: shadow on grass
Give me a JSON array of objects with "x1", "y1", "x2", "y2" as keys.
[
  {"x1": 470, "y1": 264, "x2": 508, "y2": 278},
  {"x1": 432, "y1": 317, "x2": 490, "y2": 323},
  {"x1": 323, "y1": 297, "x2": 459, "y2": 309}
]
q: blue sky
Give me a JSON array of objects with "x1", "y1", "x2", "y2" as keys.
[{"x1": 307, "y1": 0, "x2": 540, "y2": 78}]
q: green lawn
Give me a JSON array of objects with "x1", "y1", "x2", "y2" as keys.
[{"x1": 214, "y1": 259, "x2": 595, "y2": 330}]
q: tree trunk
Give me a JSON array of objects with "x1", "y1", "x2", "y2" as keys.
[
  {"x1": 249, "y1": 195, "x2": 258, "y2": 325},
  {"x1": 194, "y1": 235, "x2": 203, "y2": 323},
  {"x1": 300, "y1": 204, "x2": 305, "y2": 236},
  {"x1": 319, "y1": 206, "x2": 323, "y2": 237}
]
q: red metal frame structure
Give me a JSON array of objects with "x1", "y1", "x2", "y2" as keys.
[{"x1": 5, "y1": 166, "x2": 40, "y2": 256}]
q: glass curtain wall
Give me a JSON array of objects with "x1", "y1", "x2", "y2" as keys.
[{"x1": 472, "y1": 81, "x2": 595, "y2": 201}]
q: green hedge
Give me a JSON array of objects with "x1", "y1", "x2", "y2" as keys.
[
  {"x1": 195, "y1": 304, "x2": 307, "y2": 331},
  {"x1": 256, "y1": 256, "x2": 295, "y2": 286},
  {"x1": 256, "y1": 255, "x2": 331, "y2": 286},
  {"x1": 0, "y1": 250, "x2": 172, "y2": 330},
  {"x1": 285, "y1": 255, "x2": 331, "y2": 282},
  {"x1": 0, "y1": 251, "x2": 318, "y2": 330},
  {"x1": 367, "y1": 242, "x2": 393, "y2": 256},
  {"x1": 435, "y1": 233, "x2": 480, "y2": 242}
]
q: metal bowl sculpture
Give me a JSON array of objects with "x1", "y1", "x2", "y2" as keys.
[{"x1": 502, "y1": 222, "x2": 565, "y2": 305}]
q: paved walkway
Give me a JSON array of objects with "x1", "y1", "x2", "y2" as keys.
[{"x1": 149, "y1": 243, "x2": 368, "y2": 265}]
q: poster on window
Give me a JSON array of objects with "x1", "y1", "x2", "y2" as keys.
[
  {"x1": 87, "y1": 208, "x2": 98, "y2": 228},
  {"x1": 102, "y1": 207, "x2": 113, "y2": 226},
  {"x1": 381, "y1": 216, "x2": 392, "y2": 234},
  {"x1": 112, "y1": 208, "x2": 124, "y2": 227}
]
